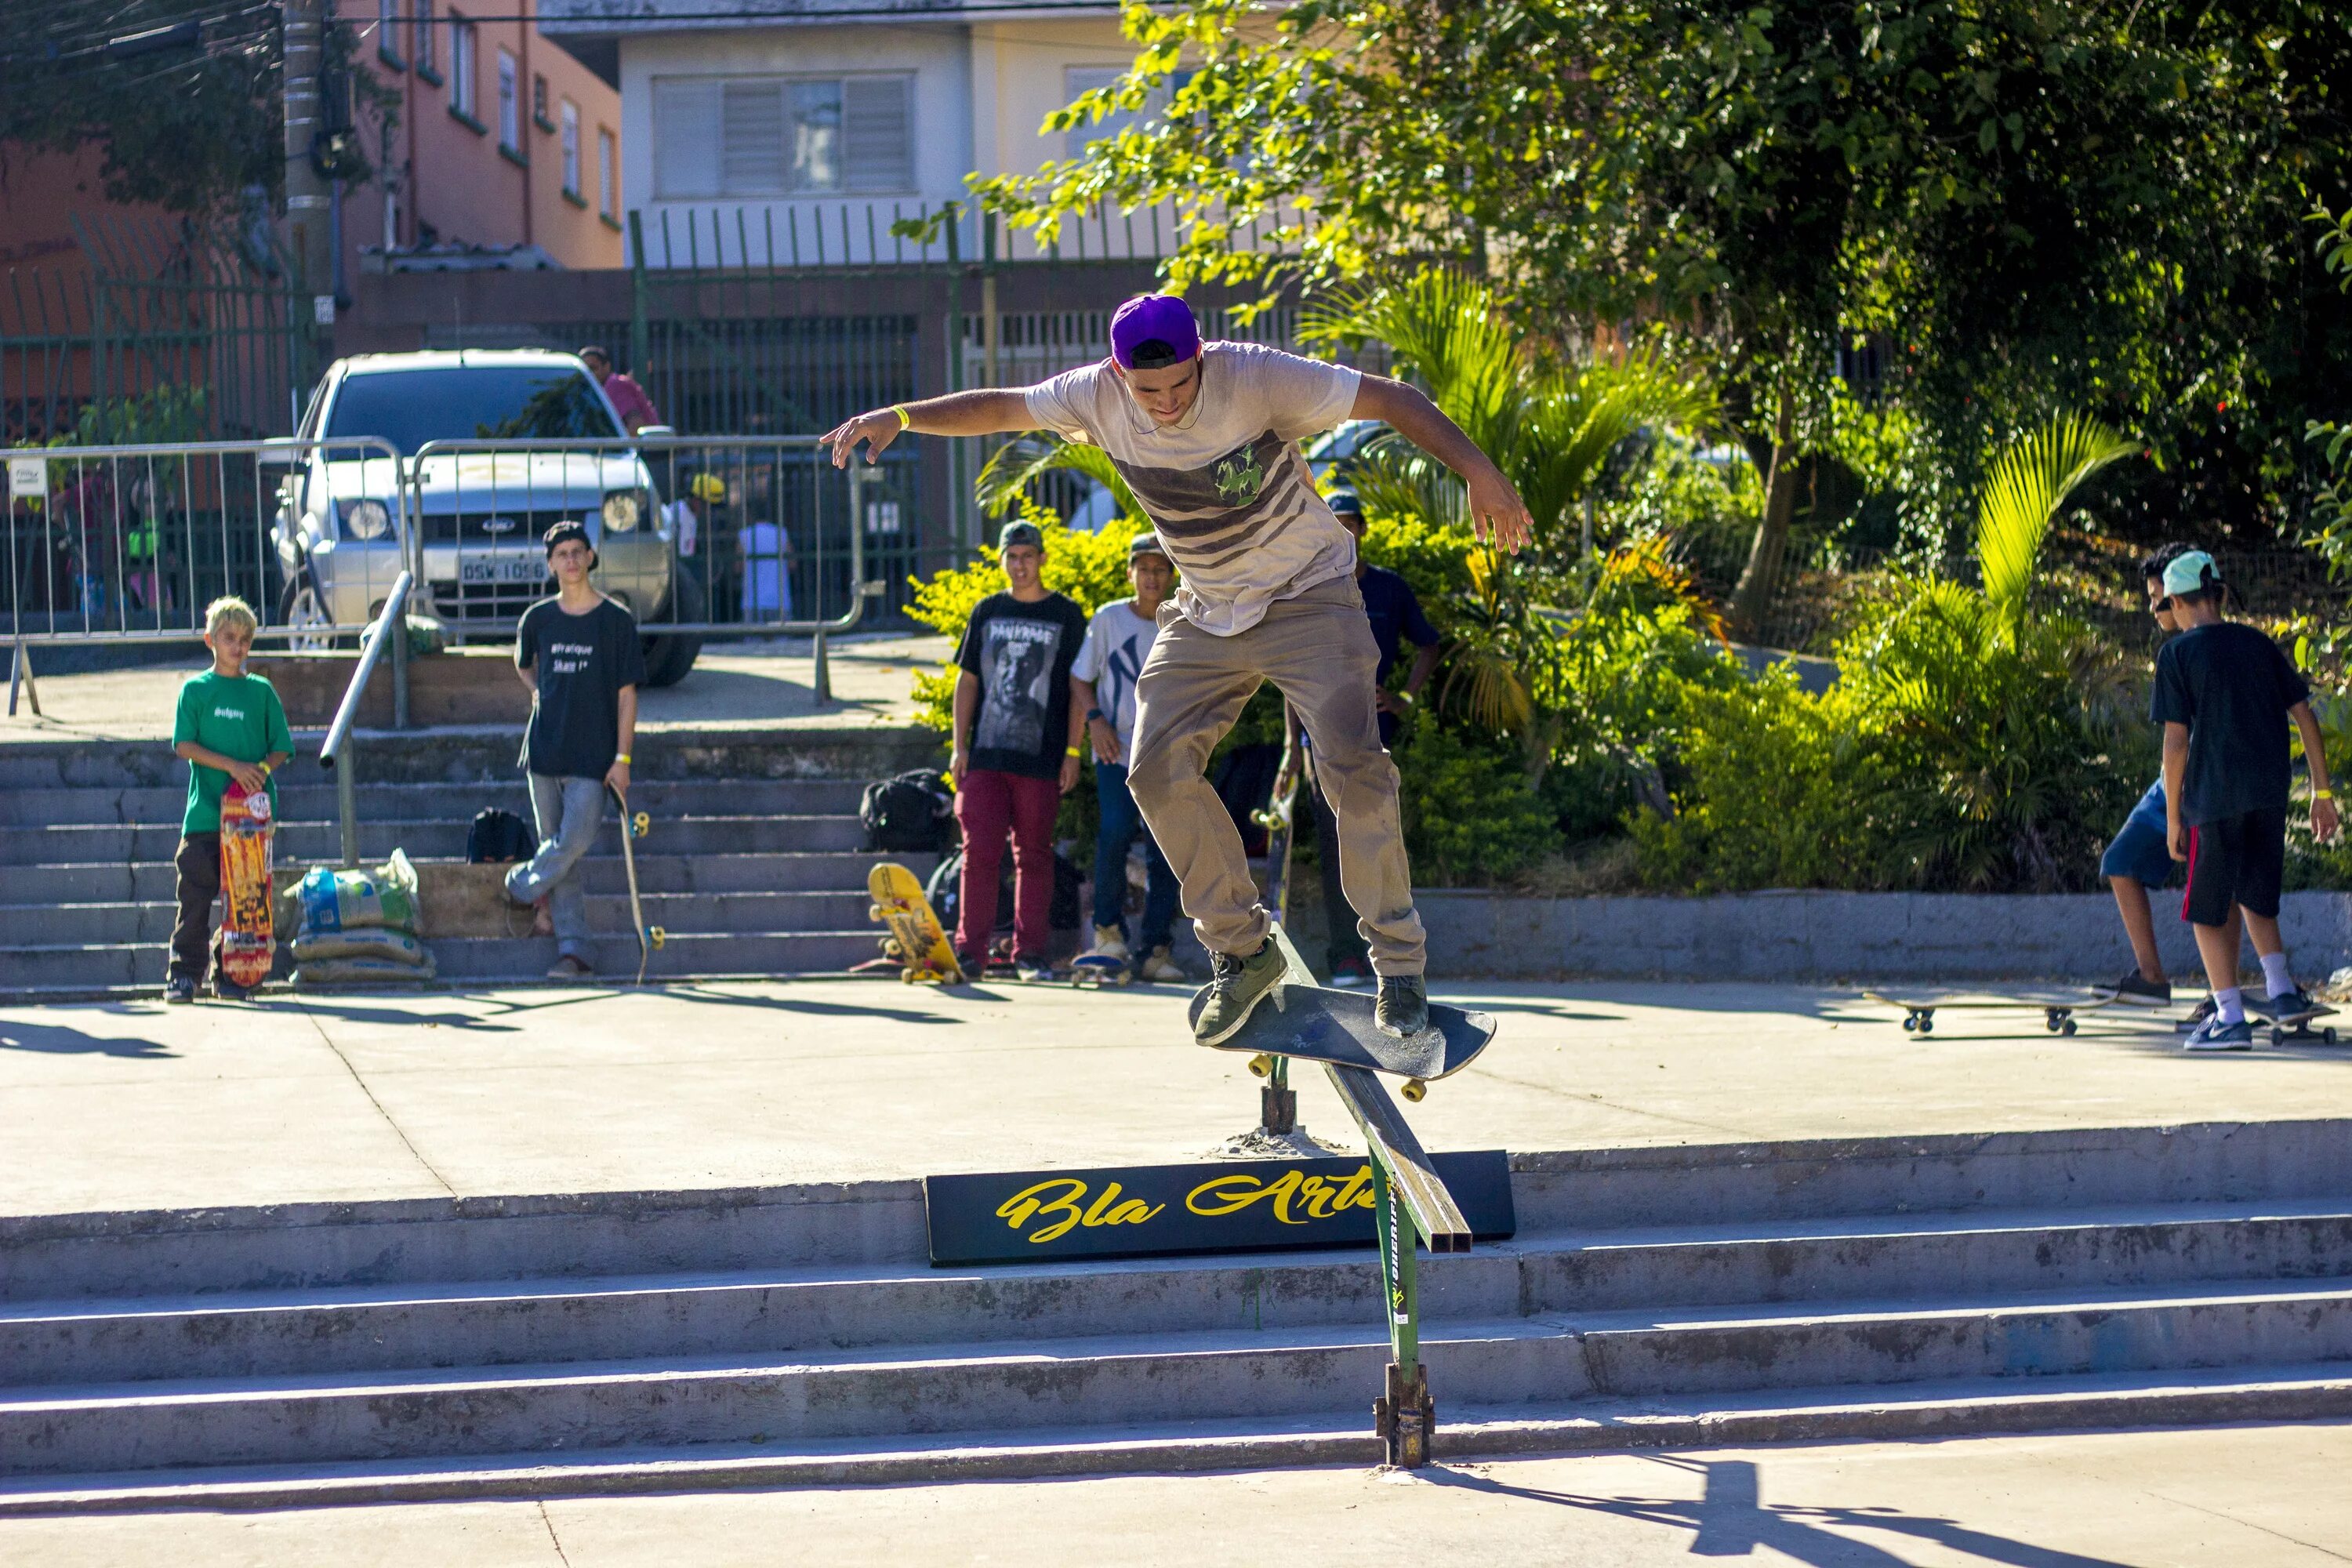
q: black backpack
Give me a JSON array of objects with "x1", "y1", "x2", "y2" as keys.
[
  {"x1": 861, "y1": 768, "x2": 956, "y2": 854},
  {"x1": 467, "y1": 807, "x2": 538, "y2": 864}
]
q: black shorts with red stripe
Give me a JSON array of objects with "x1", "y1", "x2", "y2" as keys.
[{"x1": 2180, "y1": 808, "x2": 2287, "y2": 927}]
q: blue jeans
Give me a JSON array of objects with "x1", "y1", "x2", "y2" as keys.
[
  {"x1": 2100, "y1": 778, "x2": 2175, "y2": 888},
  {"x1": 1094, "y1": 760, "x2": 1179, "y2": 950},
  {"x1": 506, "y1": 773, "x2": 606, "y2": 963}
]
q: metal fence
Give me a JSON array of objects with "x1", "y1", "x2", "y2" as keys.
[{"x1": 4, "y1": 437, "x2": 406, "y2": 647}]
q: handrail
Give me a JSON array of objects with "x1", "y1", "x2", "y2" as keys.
[{"x1": 319, "y1": 570, "x2": 412, "y2": 868}]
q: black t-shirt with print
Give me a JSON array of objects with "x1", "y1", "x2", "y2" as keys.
[
  {"x1": 515, "y1": 595, "x2": 648, "y2": 779},
  {"x1": 2150, "y1": 620, "x2": 2310, "y2": 825},
  {"x1": 956, "y1": 591, "x2": 1087, "y2": 779}
]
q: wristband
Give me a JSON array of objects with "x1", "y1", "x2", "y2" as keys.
[
  {"x1": 2319, "y1": 789, "x2": 2336, "y2": 801},
  {"x1": 1066, "y1": 745, "x2": 1083, "y2": 758},
  {"x1": 1086, "y1": 708, "x2": 1104, "y2": 722},
  {"x1": 891, "y1": 405, "x2": 913, "y2": 430},
  {"x1": 615, "y1": 753, "x2": 631, "y2": 764}
]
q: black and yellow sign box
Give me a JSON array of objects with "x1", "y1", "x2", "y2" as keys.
[{"x1": 924, "y1": 1150, "x2": 1515, "y2": 1265}]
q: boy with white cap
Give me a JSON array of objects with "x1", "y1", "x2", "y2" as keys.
[{"x1": 2152, "y1": 549, "x2": 2340, "y2": 1048}]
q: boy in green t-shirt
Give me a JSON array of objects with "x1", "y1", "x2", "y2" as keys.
[{"x1": 166, "y1": 597, "x2": 294, "y2": 1002}]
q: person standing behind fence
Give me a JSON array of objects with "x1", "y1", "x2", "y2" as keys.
[
  {"x1": 1073, "y1": 532, "x2": 1185, "y2": 982},
  {"x1": 505, "y1": 521, "x2": 647, "y2": 980},
  {"x1": 165, "y1": 597, "x2": 293, "y2": 1004},
  {"x1": 950, "y1": 519, "x2": 1088, "y2": 980},
  {"x1": 579, "y1": 346, "x2": 659, "y2": 436}
]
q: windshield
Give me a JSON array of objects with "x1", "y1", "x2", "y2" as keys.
[{"x1": 324, "y1": 365, "x2": 620, "y2": 456}]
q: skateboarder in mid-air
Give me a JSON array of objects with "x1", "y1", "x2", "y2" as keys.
[{"x1": 826, "y1": 294, "x2": 1533, "y2": 1041}]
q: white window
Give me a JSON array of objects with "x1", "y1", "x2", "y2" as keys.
[
  {"x1": 412, "y1": 0, "x2": 434, "y2": 71},
  {"x1": 449, "y1": 13, "x2": 474, "y2": 118},
  {"x1": 378, "y1": 0, "x2": 398, "y2": 54},
  {"x1": 598, "y1": 127, "x2": 617, "y2": 216},
  {"x1": 497, "y1": 49, "x2": 518, "y2": 148},
  {"x1": 561, "y1": 102, "x2": 581, "y2": 195},
  {"x1": 652, "y1": 75, "x2": 913, "y2": 198}
]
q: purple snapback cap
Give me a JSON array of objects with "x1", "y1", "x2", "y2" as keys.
[{"x1": 1109, "y1": 294, "x2": 1201, "y2": 369}]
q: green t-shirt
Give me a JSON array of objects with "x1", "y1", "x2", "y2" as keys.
[{"x1": 174, "y1": 670, "x2": 294, "y2": 833}]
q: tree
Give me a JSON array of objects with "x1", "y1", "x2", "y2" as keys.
[{"x1": 978, "y1": 0, "x2": 2352, "y2": 623}]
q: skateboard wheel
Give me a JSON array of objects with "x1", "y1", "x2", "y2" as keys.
[
  {"x1": 1401, "y1": 1078, "x2": 1428, "y2": 1102},
  {"x1": 2271, "y1": 1027, "x2": 2285, "y2": 1047},
  {"x1": 1916, "y1": 1018, "x2": 1933, "y2": 1035},
  {"x1": 1901, "y1": 1016, "x2": 1916, "y2": 1033},
  {"x1": 1247, "y1": 1053, "x2": 1275, "y2": 1079},
  {"x1": 2328, "y1": 1028, "x2": 2339, "y2": 1044},
  {"x1": 633, "y1": 812, "x2": 651, "y2": 837},
  {"x1": 2060, "y1": 1018, "x2": 2077, "y2": 1036},
  {"x1": 869, "y1": 904, "x2": 884, "y2": 922},
  {"x1": 649, "y1": 927, "x2": 667, "y2": 949}
]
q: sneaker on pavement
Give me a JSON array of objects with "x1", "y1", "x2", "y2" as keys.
[
  {"x1": 1014, "y1": 956, "x2": 1055, "y2": 982},
  {"x1": 1087, "y1": 924, "x2": 1131, "y2": 963},
  {"x1": 2174, "y1": 996, "x2": 2217, "y2": 1033},
  {"x1": 1374, "y1": 974, "x2": 1430, "y2": 1038},
  {"x1": 546, "y1": 954, "x2": 593, "y2": 980},
  {"x1": 2109, "y1": 971, "x2": 2171, "y2": 1006},
  {"x1": 163, "y1": 976, "x2": 198, "y2": 1004},
  {"x1": 2182, "y1": 1014, "x2": 2254, "y2": 1051},
  {"x1": 1193, "y1": 940, "x2": 1287, "y2": 1045},
  {"x1": 2249, "y1": 987, "x2": 2314, "y2": 1021},
  {"x1": 1134, "y1": 945, "x2": 1186, "y2": 983},
  {"x1": 1328, "y1": 956, "x2": 1373, "y2": 990},
  {"x1": 212, "y1": 976, "x2": 253, "y2": 1002}
]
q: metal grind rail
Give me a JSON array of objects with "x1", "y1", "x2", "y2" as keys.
[
  {"x1": 1266, "y1": 924, "x2": 1468, "y2": 1468},
  {"x1": 318, "y1": 571, "x2": 415, "y2": 869}
]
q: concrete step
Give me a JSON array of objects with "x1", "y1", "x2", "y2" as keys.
[
  {"x1": 11, "y1": 891, "x2": 880, "y2": 949},
  {"x1": 8, "y1": 1203, "x2": 2348, "y2": 1389},
  {"x1": 3, "y1": 779, "x2": 871, "y2": 829},
  {"x1": 9, "y1": 1280, "x2": 2352, "y2": 1475},
  {"x1": 9, "y1": 1363, "x2": 2347, "y2": 1515},
  {"x1": 2, "y1": 851, "x2": 928, "y2": 906},
  {"x1": 0, "y1": 815, "x2": 869, "y2": 866}
]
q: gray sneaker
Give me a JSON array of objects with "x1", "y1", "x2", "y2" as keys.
[
  {"x1": 1192, "y1": 940, "x2": 1287, "y2": 1046},
  {"x1": 2182, "y1": 1014, "x2": 2254, "y2": 1051},
  {"x1": 1375, "y1": 975, "x2": 1430, "y2": 1037}
]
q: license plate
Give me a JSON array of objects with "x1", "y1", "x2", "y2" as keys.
[{"x1": 460, "y1": 557, "x2": 546, "y2": 584}]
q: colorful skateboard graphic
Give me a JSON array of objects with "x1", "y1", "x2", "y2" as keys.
[
  {"x1": 868, "y1": 861, "x2": 964, "y2": 984},
  {"x1": 216, "y1": 774, "x2": 275, "y2": 989}
]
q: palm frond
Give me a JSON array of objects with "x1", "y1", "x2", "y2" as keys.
[
  {"x1": 975, "y1": 433, "x2": 1145, "y2": 521},
  {"x1": 1301, "y1": 270, "x2": 1523, "y2": 457},
  {"x1": 1974, "y1": 412, "x2": 2140, "y2": 638}
]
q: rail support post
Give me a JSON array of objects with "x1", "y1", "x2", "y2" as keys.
[
  {"x1": 7, "y1": 634, "x2": 38, "y2": 718},
  {"x1": 811, "y1": 629, "x2": 831, "y2": 705}
]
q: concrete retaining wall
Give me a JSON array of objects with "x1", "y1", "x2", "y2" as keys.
[{"x1": 1419, "y1": 888, "x2": 2352, "y2": 983}]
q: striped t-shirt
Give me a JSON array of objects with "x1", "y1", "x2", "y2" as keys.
[{"x1": 1024, "y1": 343, "x2": 1362, "y2": 636}]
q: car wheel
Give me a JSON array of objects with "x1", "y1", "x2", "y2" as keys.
[
  {"x1": 641, "y1": 560, "x2": 705, "y2": 688},
  {"x1": 278, "y1": 567, "x2": 339, "y2": 652}
]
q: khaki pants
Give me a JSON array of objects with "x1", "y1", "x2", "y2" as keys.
[{"x1": 1128, "y1": 576, "x2": 1426, "y2": 975}]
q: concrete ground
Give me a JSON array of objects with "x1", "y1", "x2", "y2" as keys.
[
  {"x1": 6, "y1": 979, "x2": 2352, "y2": 1218},
  {"x1": 0, "y1": 632, "x2": 949, "y2": 744},
  {"x1": 2, "y1": 1422, "x2": 2345, "y2": 1565}
]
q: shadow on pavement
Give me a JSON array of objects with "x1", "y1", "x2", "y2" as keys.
[
  {"x1": 1425, "y1": 1455, "x2": 2133, "y2": 1566},
  {"x1": 0, "y1": 1020, "x2": 177, "y2": 1058}
]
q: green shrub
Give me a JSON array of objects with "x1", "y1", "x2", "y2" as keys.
[{"x1": 1392, "y1": 723, "x2": 1564, "y2": 885}]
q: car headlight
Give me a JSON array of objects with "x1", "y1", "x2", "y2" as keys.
[
  {"x1": 339, "y1": 499, "x2": 392, "y2": 541},
  {"x1": 601, "y1": 491, "x2": 642, "y2": 532}
]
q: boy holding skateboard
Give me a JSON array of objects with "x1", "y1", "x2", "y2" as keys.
[
  {"x1": 506, "y1": 521, "x2": 646, "y2": 980},
  {"x1": 2153, "y1": 550, "x2": 2339, "y2": 1049},
  {"x1": 948, "y1": 519, "x2": 1089, "y2": 981},
  {"x1": 1073, "y1": 531, "x2": 1185, "y2": 982},
  {"x1": 165, "y1": 596, "x2": 294, "y2": 1002},
  {"x1": 825, "y1": 293, "x2": 1531, "y2": 1041}
]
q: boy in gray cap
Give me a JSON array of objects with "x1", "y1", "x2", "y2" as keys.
[{"x1": 825, "y1": 293, "x2": 1530, "y2": 1043}]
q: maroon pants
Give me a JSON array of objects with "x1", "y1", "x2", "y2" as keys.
[{"x1": 955, "y1": 768, "x2": 1059, "y2": 963}]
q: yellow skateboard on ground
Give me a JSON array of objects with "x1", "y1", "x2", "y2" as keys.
[{"x1": 868, "y1": 862, "x2": 964, "y2": 984}]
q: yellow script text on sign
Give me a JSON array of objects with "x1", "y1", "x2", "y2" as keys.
[
  {"x1": 996, "y1": 1179, "x2": 1166, "y2": 1244},
  {"x1": 1185, "y1": 1167, "x2": 1376, "y2": 1226}
]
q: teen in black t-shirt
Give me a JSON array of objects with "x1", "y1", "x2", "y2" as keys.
[
  {"x1": 505, "y1": 521, "x2": 648, "y2": 980},
  {"x1": 948, "y1": 521, "x2": 1088, "y2": 978},
  {"x1": 2150, "y1": 550, "x2": 2339, "y2": 1048}
]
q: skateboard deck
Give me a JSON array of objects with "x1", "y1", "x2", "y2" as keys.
[
  {"x1": 1190, "y1": 981, "x2": 1497, "y2": 1101},
  {"x1": 868, "y1": 861, "x2": 963, "y2": 984},
  {"x1": 1071, "y1": 951, "x2": 1129, "y2": 988},
  {"x1": 1861, "y1": 989, "x2": 2114, "y2": 1036},
  {"x1": 216, "y1": 776, "x2": 275, "y2": 989},
  {"x1": 2259, "y1": 1000, "x2": 2339, "y2": 1046},
  {"x1": 607, "y1": 785, "x2": 666, "y2": 984}
]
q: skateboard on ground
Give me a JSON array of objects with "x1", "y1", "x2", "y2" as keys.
[
  {"x1": 2259, "y1": 999, "x2": 2339, "y2": 1046},
  {"x1": 216, "y1": 773, "x2": 276, "y2": 990},
  {"x1": 1071, "y1": 949, "x2": 1130, "y2": 988},
  {"x1": 1861, "y1": 989, "x2": 2113, "y2": 1036},
  {"x1": 607, "y1": 784, "x2": 666, "y2": 984},
  {"x1": 1189, "y1": 981, "x2": 1497, "y2": 1102},
  {"x1": 868, "y1": 861, "x2": 964, "y2": 984}
]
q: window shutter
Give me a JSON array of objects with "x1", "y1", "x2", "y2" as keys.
[
  {"x1": 844, "y1": 76, "x2": 912, "y2": 191},
  {"x1": 722, "y1": 81, "x2": 787, "y2": 194},
  {"x1": 652, "y1": 79, "x2": 722, "y2": 198}
]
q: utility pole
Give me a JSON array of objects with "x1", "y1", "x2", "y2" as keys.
[{"x1": 281, "y1": 0, "x2": 336, "y2": 375}]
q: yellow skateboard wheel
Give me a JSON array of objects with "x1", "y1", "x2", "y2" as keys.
[
  {"x1": 649, "y1": 927, "x2": 667, "y2": 949},
  {"x1": 633, "y1": 812, "x2": 651, "y2": 837},
  {"x1": 1401, "y1": 1078, "x2": 1428, "y2": 1102},
  {"x1": 1247, "y1": 1053, "x2": 1275, "y2": 1079}
]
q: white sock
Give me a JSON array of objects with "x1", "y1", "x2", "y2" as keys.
[
  {"x1": 2215, "y1": 987, "x2": 2245, "y2": 1025},
  {"x1": 2260, "y1": 952, "x2": 2295, "y2": 997}
]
